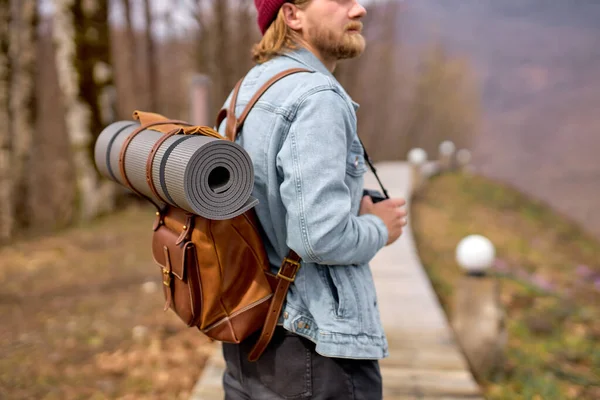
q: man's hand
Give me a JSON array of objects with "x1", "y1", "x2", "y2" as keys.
[{"x1": 359, "y1": 195, "x2": 408, "y2": 246}]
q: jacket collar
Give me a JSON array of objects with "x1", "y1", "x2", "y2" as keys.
[
  {"x1": 282, "y1": 46, "x2": 332, "y2": 76},
  {"x1": 282, "y1": 47, "x2": 360, "y2": 111}
]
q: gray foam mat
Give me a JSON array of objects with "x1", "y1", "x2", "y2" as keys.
[{"x1": 94, "y1": 121, "x2": 258, "y2": 220}]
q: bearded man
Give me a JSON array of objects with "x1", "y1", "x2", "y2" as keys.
[{"x1": 217, "y1": 1, "x2": 407, "y2": 399}]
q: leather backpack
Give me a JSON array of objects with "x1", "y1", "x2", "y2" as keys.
[{"x1": 117, "y1": 68, "x2": 310, "y2": 362}]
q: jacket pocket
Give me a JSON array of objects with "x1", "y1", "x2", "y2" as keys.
[
  {"x1": 319, "y1": 267, "x2": 345, "y2": 318},
  {"x1": 346, "y1": 141, "x2": 367, "y2": 177}
]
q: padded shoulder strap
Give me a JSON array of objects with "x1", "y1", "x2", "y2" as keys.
[{"x1": 223, "y1": 68, "x2": 312, "y2": 142}]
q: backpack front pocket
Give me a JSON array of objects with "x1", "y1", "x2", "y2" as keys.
[{"x1": 152, "y1": 224, "x2": 202, "y2": 327}]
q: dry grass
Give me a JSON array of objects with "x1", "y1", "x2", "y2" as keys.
[
  {"x1": 411, "y1": 172, "x2": 600, "y2": 400},
  {"x1": 0, "y1": 204, "x2": 215, "y2": 399}
]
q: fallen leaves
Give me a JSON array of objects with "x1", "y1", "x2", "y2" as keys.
[{"x1": 0, "y1": 205, "x2": 214, "y2": 399}]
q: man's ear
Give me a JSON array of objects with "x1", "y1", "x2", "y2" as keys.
[{"x1": 281, "y1": 3, "x2": 303, "y2": 31}]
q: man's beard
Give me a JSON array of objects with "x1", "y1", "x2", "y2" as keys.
[{"x1": 308, "y1": 21, "x2": 366, "y2": 61}]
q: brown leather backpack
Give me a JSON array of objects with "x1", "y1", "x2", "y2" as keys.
[{"x1": 117, "y1": 68, "x2": 309, "y2": 362}]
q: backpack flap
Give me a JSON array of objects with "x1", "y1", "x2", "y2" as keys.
[{"x1": 152, "y1": 224, "x2": 202, "y2": 327}]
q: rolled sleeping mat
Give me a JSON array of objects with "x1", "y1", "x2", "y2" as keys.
[{"x1": 94, "y1": 121, "x2": 258, "y2": 220}]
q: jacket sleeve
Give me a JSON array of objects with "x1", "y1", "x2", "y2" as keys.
[{"x1": 276, "y1": 88, "x2": 388, "y2": 265}]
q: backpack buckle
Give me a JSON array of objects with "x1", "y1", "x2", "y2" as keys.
[
  {"x1": 277, "y1": 258, "x2": 300, "y2": 282},
  {"x1": 162, "y1": 267, "x2": 171, "y2": 286}
]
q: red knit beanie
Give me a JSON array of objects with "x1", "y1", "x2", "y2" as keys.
[{"x1": 255, "y1": 0, "x2": 287, "y2": 35}]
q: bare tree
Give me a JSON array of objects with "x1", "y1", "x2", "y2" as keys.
[
  {"x1": 364, "y1": 2, "x2": 410, "y2": 159},
  {"x1": 192, "y1": 0, "x2": 257, "y2": 114},
  {"x1": 212, "y1": 0, "x2": 232, "y2": 107},
  {"x1": 234, "y1": 1, "x2": 257, "y2": 78},
  {"x1": 0, "y1": 0, "x2": 12, "y2": 241},
  {"x1": 403, "y1": 42, "x2": 481, "y2": 155},
  {"x1": 143, "y1": 0, "x2": 158, "y2": 110},
  {"x1": 10, "y1": 0, "x2": 38, "y2": 229},
  {"x1": 336, "y1": 1, "x2": 479, "y2": 161},
  {"x1": 53, "y1": 0, "x2": 116, "y2": 221},
  {"x1": 192, "y1": 0, "x2": 208, "y2": 69},
  {"x1": 335, "y1": 2, "x2": 413, "y2": 160},
  {"x1": 121, "y1": 0, "x2": 139, "y2": 110}
]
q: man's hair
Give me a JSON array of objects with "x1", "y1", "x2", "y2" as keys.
[{"x1": 252, "y1": 0, "x2": 311, "y2": 64}]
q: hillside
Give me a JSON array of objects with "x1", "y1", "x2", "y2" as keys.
[
  {"x1": 411, "y1": 172, "x2": 600, "y2": 399},
  {"x1": 402, "y1": 0, "x2": 600, "y2": 239}
]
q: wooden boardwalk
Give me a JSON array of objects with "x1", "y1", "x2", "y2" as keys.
[{"x1": 190, "y1": 162, "x2": 482, "y2": 399}]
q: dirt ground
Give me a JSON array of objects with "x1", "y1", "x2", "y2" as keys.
[{"x1": 0, "y1": 204, "x2": 215, "y2": 400}]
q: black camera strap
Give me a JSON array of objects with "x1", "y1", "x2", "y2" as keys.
[{"x1": 358, "y1": 137, "x2": 390, "y2": 200}]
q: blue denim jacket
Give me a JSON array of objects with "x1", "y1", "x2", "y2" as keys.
[{"x1": 217, "y1": 47, "x2": 389, "y2": 359}]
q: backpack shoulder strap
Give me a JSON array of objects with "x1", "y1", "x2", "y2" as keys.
[
  {"x1": 218, "y1": 67, "x2": 312, "y2": 142},
  {"x1": 216, "y1": 68, "x2": 311, "y2": 362},
  {"x1": 248, "y1": 250, "x2": 301, "y2": 362}
]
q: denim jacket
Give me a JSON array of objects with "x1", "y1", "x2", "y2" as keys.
[{"x1": 217, "y1": 47, "x2": 389, "y2": 359}]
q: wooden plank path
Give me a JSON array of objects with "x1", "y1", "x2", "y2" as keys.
[{"x1": 190, "y1": 162, "x2": 482, "y2": 399}]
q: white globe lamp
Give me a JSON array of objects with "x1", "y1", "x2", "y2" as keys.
[
  {"x1": 407, "y1": 148, "x2": 427, "y2": 165},
  {"x1": 439, "y1": 140, "x2": 456, "y2": 156},
  {"x1": 456, "y1": 235, "x2": 495, "y2": 275}
]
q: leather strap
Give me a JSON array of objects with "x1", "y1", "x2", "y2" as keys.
[
  {"x1": 133, "y1": 110, "x2": 188, "y2": 133},
  {"x1": 122, "y1": 112, "x2": 221, "y2": 215},
  {"x1": 145, "y1": 127, "x2": 181, "y2": 207},
  {"x1": 248, "y1": 250, "x2": 301, "y2": 362},
  {"x1": 215, "y1": 108, "x2": 228, "y2": 131},
  {"x1": 134, "y1": 110, "x2": 222, "y2": 139},
  {"x1": 162, "y1": 246, "x2": 173, "y2": 311},
  {"x1": 225, "y1": 78, "x2": 244, "y2": 141},
  {"x1": 223, "y1": 68, "x2": 312, "y2": 142},
  {"x1": 176, "y1": 213, "x2": 195, "y2": 245},
  {"x1": 118, "y1": 120, "x2": 189, "y2": 210},
  {"x1": 220, "y1": 69, "x2": 313, "y2": 361}
]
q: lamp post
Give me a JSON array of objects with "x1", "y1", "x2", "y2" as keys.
[
  {"x1": 451, "y1": 235, "x2": 506, "y2": 381},
  {"x1": 456, "y1": 149, "x2": 472, "y2": 171},
  {"x1": 189, "y1": 74, "x2": 212, "y2": 127},
  {"x1": 438, "y1": 140, "x2": 456, "y2": 171},
  {"x1": 407, "y1": 148, "x2": 427, "y2": 191}
]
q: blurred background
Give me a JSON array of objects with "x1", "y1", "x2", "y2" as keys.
[
  {"x1": 0, "y1": 0, "x2": 483, "y2": 235},
  {"x1": 2, "y1": 0, "x2": 600, "y2": 240},
  {"x1": 0, "y1": 0, "x2": 598, "y2": 399}
]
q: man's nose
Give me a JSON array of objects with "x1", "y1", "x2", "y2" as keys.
[{"x1": 349, "y1": 1, "x2": 367, "y2": 19}]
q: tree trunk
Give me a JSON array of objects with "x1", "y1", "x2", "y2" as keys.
[
  {"x1": 368, "y1": 2, "x2": 406, "y2": 159},
  {"x1": 0, "y1": 0, "x2": 13, "y2": 241},
  {"x1": 143, "y1": 0, "x2": 158, "y2": 110},
  {"x1": 212, "y1": 0, "x2": 231, "y2": 107},
  {"x1": 234, "y1": 1, "x2": 256, "y2": 73},
  {"x1": 121, "y1": 0, "x2": 139, "y2": 110},
  {"x1": 10, "y1": 0, "x2": 38, "y2": 229},
  {"x1": 194, "y1": 0, "x2": 209, "y2": 72},
  {"x1": 53, "y1": 0, "x2": 115, "y2": 221}
]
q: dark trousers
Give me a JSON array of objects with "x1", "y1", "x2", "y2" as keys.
[{"x1": 222, "y1": 327, "x2": 382, "y2": 400}]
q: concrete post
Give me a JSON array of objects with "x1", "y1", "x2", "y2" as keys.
[
  {"x1": 452, "y1": 235, "x2": 506, "y2": 381},
  {"x1": 407, "y1": 148, "x2": 427, "y2": 192},
  {"x1": 189, "y1": 74, "x2": 212, "y2": 127},
  {"x1": 438, "y1": 140, "x2": 456, "y2": 171},
  {"x1": 456, "y1": 149, "x2": 472, "y2": 171}
]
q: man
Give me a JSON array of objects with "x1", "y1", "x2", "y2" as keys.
[{"x1": 217, "y1": 1, "x2": 407, "y2": 399}]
